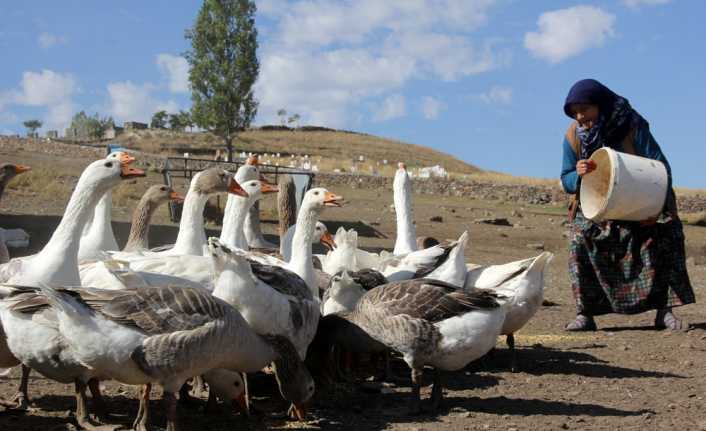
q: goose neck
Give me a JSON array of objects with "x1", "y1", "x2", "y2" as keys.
[
  {"x1": 170, "y1": 189, "x2": 209, "y2": 256},
  {"x1": 219, "y1": 194, "x2": 252, "y2": 250},
  {"x1": 392, "y1": 176, "x2": 416, "y2": 255},
  {"x1": 124, "y1": 195, "x2": 159, "y2": 252},
  {"x1": 287, "y1": 204, "x2": 318, "y2": 295}
]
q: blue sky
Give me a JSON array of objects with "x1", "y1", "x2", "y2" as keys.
[{"x1": 1, "y1": 1, "x2": 704, "y2": 187}]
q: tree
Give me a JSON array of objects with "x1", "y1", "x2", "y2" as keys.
[
  {"x1": 150, "y1": 110, "x2": 168, "y2": 129},
  {"x1": 287, "y1": 113, "x2": 301, "y2": 128},
  {"x1": 178, "y1": 110, "x2": 194, "y2": 132},
  {"x1": 185, "y1": 0, "x2": 259, "y2": 161},
  {"x1": 277, "y1": 108, "x2": 287, "y2": 126},
  {"x1": 23, "y1": 119, "x2": 42, "y2": 137},
  {"x1": 168, "y1": 113, "x2": 184, "y2": 131}
]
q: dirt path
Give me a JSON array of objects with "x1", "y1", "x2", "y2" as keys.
[{"x1": 0, "y1": 146, "x2": 704, "y2": 430}]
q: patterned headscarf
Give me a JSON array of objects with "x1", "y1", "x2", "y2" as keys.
[{"x1": 563, "y1": 79, "x2": 646, "y2": 159}]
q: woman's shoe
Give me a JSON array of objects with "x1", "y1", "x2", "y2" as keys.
[
  {"x1": 655, "y1": 308, "x2": 689, "y2": 331},
  {"x1": 565, "y1": 314, "x2": 597, "y2": 331}
]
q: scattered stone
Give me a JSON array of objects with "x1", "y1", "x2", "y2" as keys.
[
  {"x1": 526, "y1": 242, "x2": 545, "y2": 250},
  {"x1": 475, "y1": 217, "x2": 513, "y2": 226},
  {"x1": 500, "y1": 233, "x2": 509, "y2": 238},
  {"x1": 511, "y1": 210, "x2": 523, "y2": 218},
  {"x1": 542, "y1": 299, "x2": 559, "y2": 307},
  {"x1": 429, "y1": 215, "x2": 443, "y2": 222},
  {"x1": 463, "y1": 412, "x2": 474, "y2": 418}
]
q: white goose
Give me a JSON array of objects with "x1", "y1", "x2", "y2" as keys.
[
  {"x1": 77, "y1": 151, "x2": 133, "y2": 262},
  {"x1": 392, "y1": 162, "x2": 416, "y2": 255},
  {"x1": 219, "y1": 158, "x2": 260, "y2": 251},
  {"x1": 465, "y1": 252, "x2": 554, "y2": 372},
  {"x1": 34, "y1": 284, "x2": 315, "y2": 430},
  {"x1": 0, "y1": 156, "x2": 145, "y2": 415}
]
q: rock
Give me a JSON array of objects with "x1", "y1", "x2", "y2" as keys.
[
  {"x1": 526, "y1": 242, "x2": 545, "y2": 250},
  {"x1": 475, "y1": 217, "x2": 513, "y2": 227},
  {"x1": 500, "y1": 233, "x2": 509, "y2": 238},
  {"x1": 429, "y1": 215, "x2": 443, "y2": 222},
  {"x1": 511, "y1": 210, "x2": 523, "y2": 218}
]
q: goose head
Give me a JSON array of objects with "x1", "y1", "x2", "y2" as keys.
[
  {"x1": 265, "y1": 335, "x2": 315, "y2": 421},
  {"x1": 79, "y1": 156, "x2": 145, "y2": 193},
  {"x1": 208, "y1": 238, "x2": 251, "y2": 276},
  {"x1": 0, "y1": 163, "x2": 31, "y2": 185},
  {"x1": 326, "y1": 271, "x2": 366, "y2": 311},
  {"x1": 234, "y1": 163, "x2": 259, "y2": 184},
  {"x1": 202, "y1": 369, "x2": 247, "y2": 413},
  {"x1": 315, "y1": 222, "x2": 335, "y2": 250},
  {"x1": 301, "y1": 188, "x2": 343, "y2": 214},
  {"x1": 143, "y1": 184, "x2": 184, "y2": 205},
  {"x1": 393, "y1": 162, "x2": 411, "y2": 193},
  {"x1": 194, "y1": 167, "x2": 248, "y2": 197},
  {"x1": 239, "y1": 179, "x2": 278, "y2": 203}
]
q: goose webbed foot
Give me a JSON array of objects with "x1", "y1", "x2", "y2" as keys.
[
  {"x1": 2, "y1": 365, "x2": 32, "y2": 410},
  {"x1": 75, "y1": 379, "x2": 119, "y2": 431}
]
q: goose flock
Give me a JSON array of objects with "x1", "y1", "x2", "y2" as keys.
[{"x1": 0, "y1": 155, "x2": 553, "y2": 429}]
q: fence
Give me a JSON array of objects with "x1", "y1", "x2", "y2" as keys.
[{"x1": 162, "y1": 156, "x2": 316, "y2": 222}]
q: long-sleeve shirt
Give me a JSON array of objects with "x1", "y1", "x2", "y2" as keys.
[{"x1": 560, "y1": 123, "x2": 673, "y2": 194}]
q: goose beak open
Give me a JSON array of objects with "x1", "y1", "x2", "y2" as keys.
[
  {"x1": 13, "y1": 164, "x2": 31, "y2": 174},
  {"x1": 120, "y1": 163, "x2": 145, "y2": 179},
  {"x1": 320, "y1": 231, "x2": 336, "y2": 250},
  {"x1": 260, "y1": 180, "x2": 279, "y2": 194},
  {"x1": 227, "y1": 178, "x2": 249, "y2": 197},
  {"x1": 118, "y1": 153, "x2": 136, "y2": 165},
  {"x1": 169, "y1": 191, "x2": 185, "y2": 203},
  {"x1": 323, "y1": 192, "x2": 343, "y2": 207}
]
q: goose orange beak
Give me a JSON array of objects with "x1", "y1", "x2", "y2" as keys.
[
  {"x1": 13, "y1": 164, "x2": 31, "y2": 174},
  {"x1": 120, "y1": 164, "x2": 145, "y2": 178},
  {"x1": 260, "y1": 180, "x2": 279, "y2": 194},
  {"x1": 227, "y1": 177, "x2": 249, "y2": 197},
  {"x1": 323, "y1": 191, "x2": 343, "y2": 207},
  {"x1": 246, "y1": 155, "x2": 259, "y2": 166},
  {"x1": 320, "y1": 231, "x2": 336, "y2": 250},
  {"x1": 169, "y1": 190, "x2": 184, "y2": 203},
  {"x1": 398, "y1": 162, "x2": 406, "y2": 170}
]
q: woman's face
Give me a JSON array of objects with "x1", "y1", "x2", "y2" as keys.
[{"x1": 571, "y1": 103, "x2": 600, "y2": 129}]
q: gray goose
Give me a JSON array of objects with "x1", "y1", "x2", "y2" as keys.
[
  {"x1": 0, "y1": 163, "x2": 31, "y2": 203},
  {"x1": 312, "y1": 279, "x2": 509, "y2": 414},
  {"x1": 122, "y1": 184, "x2": 184, "y2": 252},
  {"x1": 32, "y1": 284, "x2": 314, "y2": 430}
]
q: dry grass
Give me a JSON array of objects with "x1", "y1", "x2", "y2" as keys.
[{"x1": 7, "y1": 163, "x2": 75, "y2": 202}]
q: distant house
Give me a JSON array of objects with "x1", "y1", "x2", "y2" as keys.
[
  {"x1": 124, "y1": 121, "x2": 148, "y2": 130},
  {"x1": 46, "y1": 130, "x2": 59, "y2": 139},
  {"x1": 102, "y1": 125, "x2": 124, "y2": 139}
]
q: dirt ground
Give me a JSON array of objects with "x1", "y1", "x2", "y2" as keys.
[{"x1": 1, "y1": 146, "x2": 705, "y2": 430}]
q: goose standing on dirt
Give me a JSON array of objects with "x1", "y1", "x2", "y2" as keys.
[
  {"x1": 0, "y1": 155, "x2": 145, "y2": 413},
  {"x1": 38, "y1": 284, "x2": 315, "y2": 430},
  {"x1": 314, "y1": 279, "x2": 509, "y2": 414},
  {"x1": 466, "y1": 252, "x2": 554, "y2": 372},
  {"x1": 122, "y1": 184, "x2": 184, "y2": 252},
  {"x1": 0, "y1": 163, "x2": 31, "y2": 203}
]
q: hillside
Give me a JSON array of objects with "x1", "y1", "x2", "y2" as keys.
[{"x1": 111, "y1": 126, "x2": 481, "y2": 176}]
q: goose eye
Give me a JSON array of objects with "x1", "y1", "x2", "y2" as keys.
[
  {"x1": 308, "y1": 385, "x2": 314, "y2": 392},
  {"x1": 104, "y1": 162, "x2": 113, "y2": 168},
  {"x1": 234, "y1": 381, "x2": 240, "y2": 387},
  {"x1": 160, "y1": 186, "x2": 166, "y2": 191},
  {"x1": 314, "y1": 191, "x2": 319, "y2": 195}
]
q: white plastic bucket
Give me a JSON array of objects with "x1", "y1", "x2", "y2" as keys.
[{"x1": 580, "y1": 147, "x2": 668, "y2": 222}]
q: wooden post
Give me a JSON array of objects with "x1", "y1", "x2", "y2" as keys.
[{"x1": 277, "y1": 174, "x2": 297, "y2": 237}]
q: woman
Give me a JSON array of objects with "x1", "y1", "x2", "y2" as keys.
[{"x1": 560, "y1": 79, "x2": 695, "y2": 331}]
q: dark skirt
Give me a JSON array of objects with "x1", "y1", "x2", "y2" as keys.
[{"x1": 568, "y1": 209, "x2": 695, "y2": 315}]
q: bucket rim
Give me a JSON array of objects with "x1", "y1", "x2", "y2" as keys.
[{"x1": 584, "y1": 147, "x2": 618, "y2": 221}]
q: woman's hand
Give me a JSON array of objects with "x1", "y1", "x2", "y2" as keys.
[{"x1": 576, "y1": 159, "x2": 597, "y2": 177}]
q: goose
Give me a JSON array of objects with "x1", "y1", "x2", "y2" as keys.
[
  {"x1": 122, "y1": 184, "x2": 184, "y2": 253},
  {"x1": 242, "y1": 155, "x2": 277, "y2": 249},
  {"x1": 392, "y1": 162, "x2": 416, "y2": 255},
  {"x1": 321, "y1": 270, "x2": 387, "y2": 316},
  {"x1": 36, "y1": 284, "x2": 315, "y2": 430},
  {"x1": 0, "y1": 163, "x2": 31, "y2": 203},
  {"x1": 0, "y1": 156, "x2": 145, "y2": 413},
  {"x1": 219, "y1": 157, "x2": 260, "y2": 251},
  {"x1": 281, "y1": 221, "x2": 335, "y2": 263},
  {"x1": 313, "y1": 279, "x2": 509, "y2": 413},
  {"x1": 210, "y1": 238, "x2": 320, "y2": 360},
  {"x1": 465, "y1": 252, "x2": 554, "y2": 372},
  {"x1": 77, "y1": 152, "x2": 134, "y2": 262}
]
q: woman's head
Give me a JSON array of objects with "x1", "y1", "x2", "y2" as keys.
[{"x1": 564, "y1": 79, "x2": 619, "y2": 127}]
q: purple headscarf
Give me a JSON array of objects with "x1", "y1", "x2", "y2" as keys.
[{"x1": 563, "y1": 79, "x2": 645, "y2": 159}]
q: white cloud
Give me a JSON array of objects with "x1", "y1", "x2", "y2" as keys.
[
  {"x1": 524, "y1": 6, "x2": 615, "y2": 64},
  {"x1": 12, "y1": 70, "x2": 76, "y2": 130},
  {"x1": 254, "y1": 0, "x2": 506, "y2": 127},
  {"x1": 106, "y1": 81, "x2": 179, "y2": 122},
  {"x1": 156, "y1": 54, "x2": 189, "y2": 93},
  {"x1": 622, "y1": 0, "x2": 671, "y2": 7},
  {"x1": 420, "y1": 96, "x2": 445, "y2": 120},
  {"x1": 373, "y1": 94, "x2": 406, "y2": 122},
  {"x1": 479, "y1": 85, "x2": 512, "y2": 105},
  {"x1": 37, "y1": 32, "x2": 67, "y2": 49}
]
